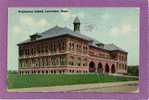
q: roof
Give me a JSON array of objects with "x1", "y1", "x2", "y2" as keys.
[
  {"x1": 73, "y1": 16, "x2": 80, "y2": 23},
  {"x1": 103, "y1": 44, "x2": 127, "y2": 53},
  {"x1": 18, "y1": 19, "x2": 127, "y2": 53},
  {"x1": 18, "y1": 26, "x2": 93, "y2": 45}
]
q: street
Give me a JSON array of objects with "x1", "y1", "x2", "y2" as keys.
[{"x1": 8, "y1": 81, "x2": 138, "y2": 93}]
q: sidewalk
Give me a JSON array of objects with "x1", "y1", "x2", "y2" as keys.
[{"x1": 8, "y1": 81, "x2": 138, "y2": 92}]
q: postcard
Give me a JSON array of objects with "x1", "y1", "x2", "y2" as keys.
[{"x1": 0, "y1": 0, "x2": 148, "y2": 99}]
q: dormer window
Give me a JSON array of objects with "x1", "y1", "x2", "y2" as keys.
[
  {"x1": 30, "y1": 33, "x2": 41, "y2": 41},
  {"x1": 96, "y1": 43, "x2": 104, "y2": 48}
]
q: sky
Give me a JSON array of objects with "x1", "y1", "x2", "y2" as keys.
[{"x1": 8, "y1": 7, "x2": 139, "y2": 70}]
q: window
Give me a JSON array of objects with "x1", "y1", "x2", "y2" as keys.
[
  {"x1": 55, "y1": 57, "x2": 59, "y2": 65},
  {"x1": 53, "y1": 44, "x2": 56, "y2": 53},
  {"x1": 48, "y1": 44, "x2": 51, "y2": 51},
  {"x1": 83, "y1": 46, "x2": 87, "y2": 54},
  {"x1": 58, "y1": 41, "x2": 61, "y2": 51},
  {"x1": 83, "y1": 58, "x2": 87, "y2": 66},
  {"x1": 33, "y1": 48, "x2": 36, "y2": 55},
  {"x1": 40, "y1": 58, "x2": 43, "y2": 67},
  {"x1": 25, "y1": 49, "x2": 27, "y2": 55},
  {"x1": 51, "y1": 44, "x2": 54, "y2": 53},
  {"x1": 60, "y1": 55, "x2": 65, "y2": 65},
  {"x1": 37, "y1": 47, "x2": 40, "y2": 54},
  {"x1": 125, "y1": 64, "x2": 127, "y2": 70},
  {"x1": 43, "y1": 58, "x2": 48, "y2": 66},
  {"x1": 69, "y1": 56, "x2": 74, "y2": 66},
  {"x1": 77, "y1": 57, "x2": 81, "y2": 66},
  {"x1": 77, "y1": 44, "x2": 81, "y2": 52},
  {"x1": 119, "y1": 64, "x2": 121, "y2": 70},
  {"x1": 37, "y1": 59, "x2": 40, "y2": 67},
  {"x1": 69, "y1": 43, "x2": 71, "y2": 50},
  {"x1": 72, "y1": 43, "x2": 74, "y2": 51},
  {"x1": 62, "y1": 42, "x2": 65, "y2": 51},
  {"x1": 35, "y1": 59, "x2": 38, "y2": 67},
  {"x1": 19, "y1": 61, "x2": 21, "y2": 68},
  {"x1": 19, "y1": 49, "x2": 23, "y2": 56},
  {"x1": 31, "y1": 48, "x2": 34, "y2": 55},
  {"x1": 41, "y1": 47, "x2": 44, "y2": 54},
  {"x1": 45, "y1": 45, "x2": 48, "y2": 53},
  {"x1": 69, "y1": 42, "x2": 74, "y2": 51},
  {"x1": 51, "y1": 56, "x2": 56, "y2": 65},
  {"x1": 48, "y1": 57, "x2": 51, "y2": 66}
]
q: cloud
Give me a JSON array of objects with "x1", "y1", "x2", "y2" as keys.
[
  {"x1": 37, "y1": 19, "x2": 49, "y2": 27},
  {"x1": 13, "y1": 25, "x2": 24, "y2": 34},
  {"x1": 61, "y1": 11, "x2": 75, "y2": 20},
  {"x1": 110, "y1": 27, "x2": 119, "y2": 36},
  {"x1": 84, "y1": 24, "x2": 96, "y2": 32},
  {"x1": 13, "y1": 16, "x2": 49, "y2": 35},
  {"x1": 77, "y1": 12, "x2": 85, "y2": 18},
  {"x1": 121, "y1": 24, "x2": 132, "y2": 33},
  {"x1": 19, "y1": 15, "x2": 49, "y2": 28},
  {"x1": 20, "y1": 15, "x2": 34, "y2": 26},
  {"x1": 101, "y1": 14, "x2": 111, "y2": 20},
  {"x1": 13, "y1": 25, "x2": 31, "y2": 36},
  {"x1": 109, "y1": 24, "x2": 134, "y2": 36}
]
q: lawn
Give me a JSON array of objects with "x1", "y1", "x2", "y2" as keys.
[{"x1": 8, "y1": 73, "x2": 138, "y2": 89}]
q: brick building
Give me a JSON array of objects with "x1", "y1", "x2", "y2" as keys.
[{"x1": 18, "y1": 17, "x2": 128, "y2": 75}]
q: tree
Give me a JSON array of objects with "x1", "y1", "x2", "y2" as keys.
[{"x1": 128, "y1": 65, "x2": 139, "y2": 76}]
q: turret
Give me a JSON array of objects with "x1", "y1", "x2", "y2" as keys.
[{"x1": 73, "y1": 16, "x2": 80, "y2": 32}]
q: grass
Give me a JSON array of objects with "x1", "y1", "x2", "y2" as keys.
[{"x1": 8, "y1": 73, "x2": 138, "y2": 89}]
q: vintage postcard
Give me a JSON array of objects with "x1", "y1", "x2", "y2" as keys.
[
  {"x1": 7, "y1": 7, "x2": 139, "y2": 93},
  {"x1": 0, "y1": 0, "x2": 148, "y2": 100}
]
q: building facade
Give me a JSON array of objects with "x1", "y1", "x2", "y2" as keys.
[{"x1": 18, "y1": 17, "x2": 128, "y2": 75}]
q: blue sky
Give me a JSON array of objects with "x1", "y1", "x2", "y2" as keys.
[{"x1": 8, "y1": 7, "x2": 139, "y2": 70}]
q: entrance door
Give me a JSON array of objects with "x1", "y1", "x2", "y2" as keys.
[
  {"x1": 111, "y1": 64, "x2": 115, "y2": 73},
  {"x1": 105, "y1": 64, "x2": 109, "y2": 73},
  {"x1": 97, "y1": 63, "x2": 103, "y2": 73},
  {"x1": 89, "y1": 62, "x2": 96, "y2": 72}
]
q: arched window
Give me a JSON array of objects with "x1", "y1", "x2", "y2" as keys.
[
  {"x1": 97, "y1": 63, "x2": 103, "y2": 73},
  {"x1": 89, "y1": 61, "x2": 96, "y2": 72},
  {"x1": 42, "y1": 71, "x2": 44, "y2": 74},
  {"x1": 54, "y1": 70, "x2": 56, "y2": 73},
  {"x1": 59, "y1": 70, "x2": 62, "y2": 73},
  {"x1": 38, "y1": 70, "x2": 40, "y2": 74},
  {"x1": 46, "y1": 70, "x2": 48, "y2": 74},
  {"x1": 105, "y1": 64, "x2": 110, "y2": 73},
  {"x1": 111, "y1": 64, "x2": 115, "y2": 73}
]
